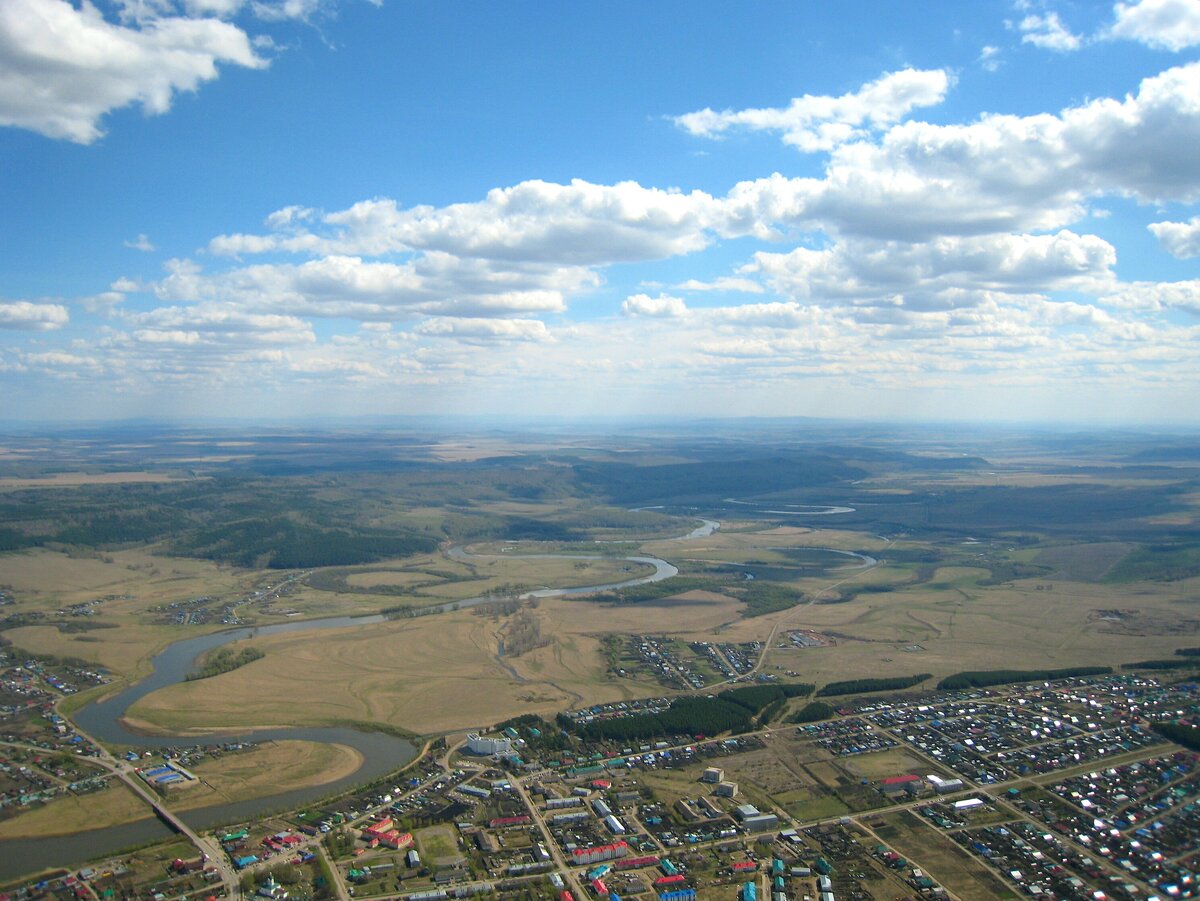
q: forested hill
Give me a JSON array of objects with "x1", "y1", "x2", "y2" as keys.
[{"x1": 573, "y1": 454, "x2": 865, "y2": 505}]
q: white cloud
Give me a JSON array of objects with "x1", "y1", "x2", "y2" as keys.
[
  {"x1": 264, "y1": 204, "x2": 315, "y2": 229},
  {"x1": 212, "y1": 180, "x2": 726, "y2": 265},
  {"x1": 707, "y1": 302, "x2": 819, "y2": 329},
  {"x1": 124, "y1": 233, "x2": 156, "y2": 252},
  {"x1": 124, "y1": 301, "x2": 315, "y2": 344},
  {"x1": 23, "y1": 351, "x2": 101, "y2": 372},
  {"x1": 1149, "y1": 216, "x2": 1200, "y2": 257},
  {"x1": 718, "y1": 61, "x2": 1200, "y2": 241},
  {"x1": 1018, "y1": 12, "x2": 1082, "y2": 50},
  {"x1": 0, "y1": 300, "x2": 70, "y2": 330},
  {"x1": 748, "y1": 231, "x2": 1117, "y2": 316},
  {"x1": 1102, "y1": 279, "x2": 1200, "y2": 314},
  {"x1": 979, "y1": 45, "x2": 1002, "y2": 71},
  {"x1": 621, "y1": 293, "x2": 688, "y2": 318},
  {"x1": 153, "y1": 254, "x2": 585, "y2": 321},
  {"x1": 1110, "y1": 0, "x2": 1200, "y2": 50},
  {"x1": 205, "y1": 61, "x2": 1200, "y2": 275},
  {"x1": 181, "y1": 0, "x2": 249, "y2": 17},
  {"x1": 250, "y1": 0, "x2": 323, "y2": 21},
  {"x1": 414, "y1": 317, "x2": 551, "y2": 343},
  {"x1": 674, "y1": 68, "x2": 951, "y2": 152},
  {"x1": 0, "y1": 0, "x2": 266, "y2": 144},
  {"x1": 675, "y1": 277, "x2": 764, "y2": 294},
  {"x1": 7, "y1": 59, "x2": 1194, "y2": 417},
  {"x1": 80, "y1": 291, "x2": 127, "y2": 313}
]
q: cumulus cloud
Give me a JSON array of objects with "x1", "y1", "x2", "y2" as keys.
[
  {"x1": 979, "y1": 45, "x2": 1002, "y2": 71},
  {"x1": 675, "y1": 277, "x2": 765, "y2": 294},
  {"x1": 621, "y1": 293, "x2": 688, "y2": 318},
  {"x1": 1017, "y1": 12, "x2": 1082, "y2": 51},
  {"x1": 1101, "y1": 279, "x2": 1200, "y2": 314},
  {"x1": 10, "y1": 58, "x2": 1195, "y2": 414},
  {"x1": 212, "y1": 180, "x2": 726, "y2": 265},
  {"x1": 0, "y1": 300, "x2": 70, "y2": 330},
  {"x1": 124, "y1": 233, "x2": 156, "y2": 252},
  {"x1": 181, "y1": 0, "x2": 249, "y2": 17},
  {"x1": 0, "y1": 0, "x2": 266, "y2": 143},
  {"x1": 673, "y1": 68, "x2": 951, "y2": 152},
  {"x1": 23, "y1": 351, "x2": 101, "y2": 373},
  {"x1": 717, "y1": 61, "x2": 1200, "y2": 242},
  {"x1": 1149, "y1": 216, "x2": 1200, "y2": 257},
  {"x1": 152, "y1": 254, "x2": 585, "y2": 321},
  {"x1": 124, "y1": 302, "x2": 315, "y2": 344},
  {"x1": 414, "y1": 317, "x2": 551, "y2": 343},
  {"x1": 707, "y1": 302, "x2": 819, "y2": 329},
  {"x1": 80, "y1": 290, "x2": 127, "y2": 314},
  {"x1": 206, "y1": 61, "x2": 1200, "y2": 273},
  {"x1": 1110, "y1": 0, "x2": 1200, "y2": 50},
  {"x1": 748, "y1": 231, "x2": 1117, "y2": 315}
]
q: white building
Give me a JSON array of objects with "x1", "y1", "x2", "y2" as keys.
[{"x1": 466, "y1": 733, "x2": 514, "y2": 756}]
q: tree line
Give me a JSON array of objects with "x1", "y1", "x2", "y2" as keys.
[
  {"x1": 936, "y1": 666, "x2": 1111, "y2": 690},
  {"x1": 816, "y1": 674, "x2": 932, "y2": 697}
]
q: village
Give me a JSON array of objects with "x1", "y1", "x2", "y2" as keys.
[{"x1": 4, "y1": 669, "x2": 1196, "y2": 901}]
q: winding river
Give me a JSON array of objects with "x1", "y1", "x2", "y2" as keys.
[
  {"x1": 0, "y1": 541, "x2": 683, "y2": 880},
  {"x1": 724, "y1": 498, "x2": 856, "y2": 515}
]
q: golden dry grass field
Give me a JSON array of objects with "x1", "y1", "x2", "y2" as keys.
[
  {"x1": 120, "y1": 578, "x2": 752, "y2": 736},
  {"x1": 750, "y1": 565, "x2": 1200, "y2": 686},
  {"x1": 4, "y1": 508, "x2": 1198, "y2": 745},
  {"x1": 175, "y1": 740, "x2": 362, "y2": 809},
  {"x1": 0, "y1": 782, "x2": 152, "y2": 838},
  {"x1": 0, "y1": 548, "x2": 257, "y2": 687},
  {"x1": 8, "y1": 524, "x2": 1198, "y2": 741}
]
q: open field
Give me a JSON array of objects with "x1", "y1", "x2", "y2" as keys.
[
  {"x1": 1033, "y1": 541, "x2": 1134, "y2": 581},
  {"x1": 416, "y1": 824, "x2": 462, "y2": 865},
  {"x1": 0, "y1": 472, "x2": 189, "y2": 489},
  {"x1": 874, "y1": 811, "x2": 1019, "y2": 900},
  {"x1": 0, "y1": 782, "x2": 150, "y2": 838},
  {"x1": 176, "y1": 740, "x2": 363, "y2": 809},
  {"x1": 121, "y1": 590, "x2": 748, "y2": 734},
  {"x1": 0, "y1": 547, "x2": 245, "y2": 606},
  {"x1": 7, "y1": 529, "x2": 1199, "y2": 741},
  {"x1": 839, "y1": 748, "x2": 932, "y2": 780},
  {"x1": 346, "y1": 570, "x2": 438, "y2": 589}
]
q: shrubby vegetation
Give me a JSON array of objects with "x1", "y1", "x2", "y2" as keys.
[
  {"x1": 718, "y1": 682, "x2": 813, "y2": 711},
  {"x1": 1175, "y1": 647, "x2": 1200, "y2": 657},
  {"x1": 601, "y1": 577, "x2": 720, "y2": 604},
  {"x1": 1153, "y1": 721, "x2": 1200, "y2": 752},
  {"x1": 561, "y1": 680, "x2": 817, "y2": 742},
  {"x1": 1106, "y1": 542, "x2": 1200, "y2": 583},
  {"x1": 562, "y1": 697, "x2": 756, "y2": 742},
  {"x1": 1122, "y1": 659, "x2": 1198, "y2": 671},
  {"x1": 177, "y1": 518, "x2": 437, "y2": 568},
  {"x1": 789, "y1": 701, "x2": 837, "y2": 723},
  {"x1": 936, "y1": 666, "x2": 1112, "y2": 690},
  {"x1": 185, "y1": 646, "x2": 265, "y2": 681},
  {"x1": 739, "y1": 582, "x2": 806, "y2": 617},
  {"x1": 493, "y1": 714, "x2": 572, "y2": 752},
  {"x1": 816, "y1": 674, "x2": 932, "y2": 697}
]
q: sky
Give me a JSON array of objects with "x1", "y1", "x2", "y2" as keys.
[{"x1": 2, "y1": 0, "x2": 1200, "y2": 425}]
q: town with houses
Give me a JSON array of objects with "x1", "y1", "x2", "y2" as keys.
[{"x1": 3, "y1": 654, "x2": 1199, "y2": 901}]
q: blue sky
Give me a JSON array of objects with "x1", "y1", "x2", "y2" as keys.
[{"x1": 2, "y1": 0, "x2": 1199, "y2": 424}]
